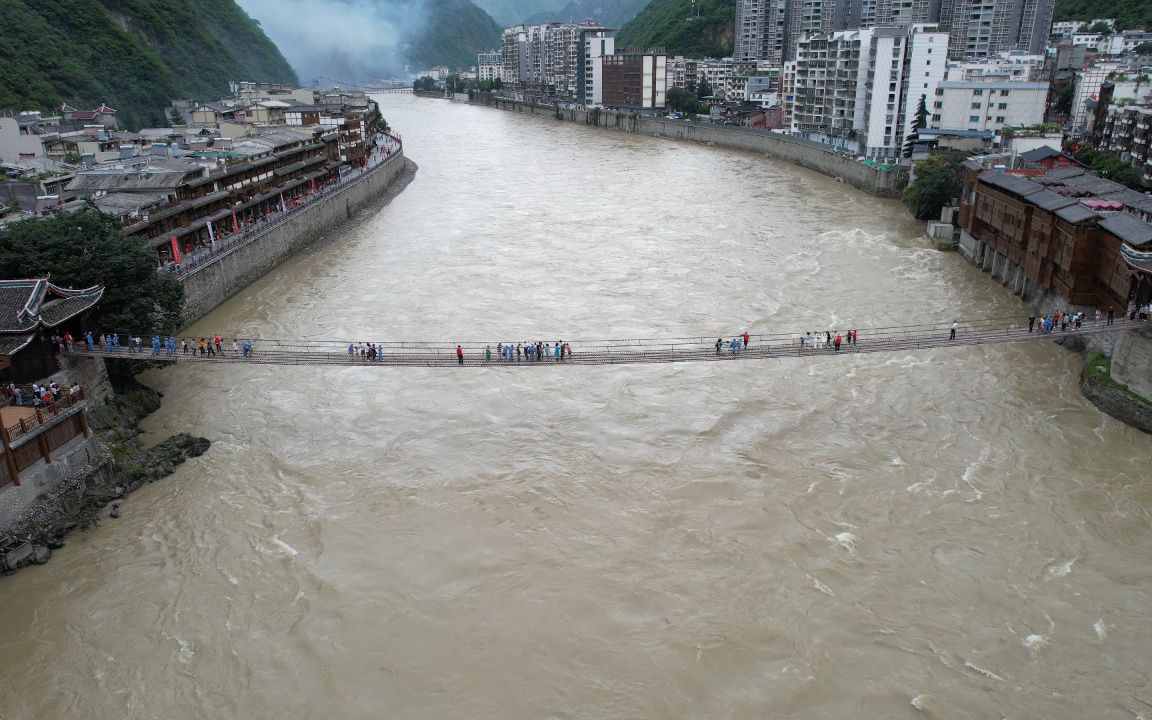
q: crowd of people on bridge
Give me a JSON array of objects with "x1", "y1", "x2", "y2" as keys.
[{"x1": 796, "y1": 330, "x2": 858, "y2": 351}]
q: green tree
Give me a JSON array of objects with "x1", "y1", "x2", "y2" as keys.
[
  {"x1": 667, "y1": 86, "x2": 706, "y2": 114},
  {"x1": 1134, "y1": 43, "x2": 1152, "y2": 54},
  {"x1": 1075, "y1": 147, "x2": 1144, "y2": 188},
  {"x1": 167, "y1": 108, "x2": 183, "y2": 126},
  {"x1": 0, "y1": 206, "x2": 184, "y2": 339},
  {"x1": 903, "y1": 153, "x2": 966, "y2": 220},
  {"x1": 1054, "y1": 82, "x2": 1075, "y2": 116},
  {"x1": 903, "y1": 94, "x2": 929, "y2": 159},
  {"x1": 492, "y1": 76, "x2": 503, "y2": 89},
  {"x1": 1086, "y1": 20, "x2": 1113, "y2": 35},
  {"x1": 696, "y1": 78, "x2": 713, "y2": 99}
]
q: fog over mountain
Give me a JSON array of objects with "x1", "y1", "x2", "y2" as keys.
[{"x1": 238, "y1": 0, "x2": 500, "y2": 80}]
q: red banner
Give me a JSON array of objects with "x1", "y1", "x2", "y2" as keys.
[
  {"x1": 232, "y1": 212, "x2": 239, "y2": 234},
  {"x1": 171, "y1": 236, "x2": 182, "y2": 263}
]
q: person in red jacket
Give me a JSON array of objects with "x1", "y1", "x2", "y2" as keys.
[
  {"x1": 743, "y1": 331, "x2": 750, "y2": 349},
  {"x1": 456, "y1": 345, "x2": 463, "y2": 365}
]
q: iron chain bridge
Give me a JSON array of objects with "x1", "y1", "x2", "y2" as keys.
[{"x1": 64, "y1": 316, "x2": 1139, "y2": 368}]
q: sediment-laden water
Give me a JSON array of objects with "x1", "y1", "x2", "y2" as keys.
[{"x1": 0, "y1": 95, "x2": 1149, "y2": 719}]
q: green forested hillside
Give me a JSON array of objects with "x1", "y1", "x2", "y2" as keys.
[
  {"x1": 0, "y1": 0, "x2": 298, "y2": 131},
  {"x1": 615, "y1": 0, "x2": 735, "y2": 58},
  {"x1": 408, "y1": 0, "x2": 503, "y2": 68},
  {"x1": 524, "y1": 0, "x2": 652, "y2": 28},
  {"x1": 1054, "y1": 0, "x2": 1152, "y2": 31}
]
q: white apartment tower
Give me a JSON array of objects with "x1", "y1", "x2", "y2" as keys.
[{"x1": 791, "y1": 24, "x2": 947, "y2": 160}]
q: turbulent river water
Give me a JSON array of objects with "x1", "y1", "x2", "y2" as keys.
[{"x1": 1, "y1": 95, "x2": 1151, "y2": 719}]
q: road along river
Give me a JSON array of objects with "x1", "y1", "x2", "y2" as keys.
[{"x1": 0, "y1": 94, "x2": 1149, "y2": 719}]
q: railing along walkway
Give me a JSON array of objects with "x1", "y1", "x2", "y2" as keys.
[
  {"x1": 167, "y1": 136, "x2": 404, "y2": 279},
  {"x1": 63, "y1": 317, "x2": 1144, "y2": 368}
]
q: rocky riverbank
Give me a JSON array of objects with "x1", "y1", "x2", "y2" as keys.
[
  {"x1": 2, "y1": 377, "x2": 210, "y2": 575},
  {"x1": 1056, "y1": 330, "x2": 1152, "y2": 434}
]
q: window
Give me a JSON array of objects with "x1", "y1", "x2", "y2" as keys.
[
  {"x1": 932, "y1": 113, "x2": 941, "y2": 121},
  {"x1": 996, "y1": 116, "x2": 1005, "y2": 122},
  {"x1": 972, "y1": 102, "x2": 982, "y2": 109},
  {"x1": 929, "y1": 36, "x2": 934, "y2": 41},
  {"x1": 935, "y1": 88, "x2": 944, "y2": 96},
  {"x1": 970, "y1": 115, "x2": 980, "y2": 122},
  {"x1": 1000, "y1": 89, "x2": 1009, "y2": 96},
  {"x1": 998, "y1": 102, "x2": 1007, "y2": 109},
  {"x1": 925, "y1": 72, "x2": 930, "y2": 77},
  {"x1": 928, "y1": 48, "x2": 933, "y2": 53},
  {"x1": 926, "y1": 60, "x2": 931, "y2": 65},
  {"x1": 973, "y1": 88, "x2": 983, "y2": 96},
  {"x1": 934, "y1": 101, "x2": 942, "y2": 108},
  {"x1": 890, "y1": 82, "x2": 896, "y2": 90},
  {"x1": 889, "y1": 93, "x2": 896, "y2": 101}
]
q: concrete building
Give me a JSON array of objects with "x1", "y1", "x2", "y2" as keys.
[
  {"x1": 938, "y1": 0, "x2": 1055, "y2": 59},
  {"x1": 500, "y1": 22, "x2": 609, "y2": 98},
  {"x1": 734, "y1": 0, "x2": 790, "y2": 64},
  {"x1": 478, "y1": 51, "x2": 503, "y2": 82},
  {"x1": 929, "y1": 81, "x2": 1048, "y2": 133},
  {"x1": 601, "y1": 50, "x2": 668, "y2": 109},
  {"x1": 578, "y1": 28, "x2": 616, "y2": 106},
  {"x1": 943, "y1": 51, "x2": 1045, "y2": 82},
  {"x1": 1070, "y1": 63, "x2": 1123, "y2": 134},
  {"x1": 791, "y1": 25, "x2": 946, "y2": 160}
]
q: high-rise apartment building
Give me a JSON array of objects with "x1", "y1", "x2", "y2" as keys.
[
  {"x1": 937, "y1": 0, "x2": 1054, "y2": 59},
  {"x1": 734, "y1": 0, "x2": 790, "y2": 64},
  {"x1": 790, "y1": 24, "x2": 947, "y2": 160},
  {"x1": 601, "y1": 50, "x2": 668, "y2": 109},
  {"x1": 579, "y1": 29, "x2": 616, "y2": 105},
  {"x1": 500, "y1": 22, "x2": 608, "y2": 97},
  {"x1": 478, "y1": 51, "x2": 503, "y2": 82},
  {"x1": 737, "y1": 0, "x2": 1053, "y2": 62}
]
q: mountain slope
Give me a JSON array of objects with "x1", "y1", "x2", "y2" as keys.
[
  {"x1": 0, "y1": 0, "x2": 297, "y2": 132},
  {"x1": 614, "y1": 0, "x2": 735, "y2": 57},
  {"x1": 408, "y1": 0, "x2": 503, "y2": 68},
  {"x1": 524, "y1": 0, "x2": 653, "y2": 28},
  {"x1": 1053, "y1": 0, "x2": 1152, "y2": 32},
  {"x1": 473, "y1": 0, "x2": 568, "y2": 25}
]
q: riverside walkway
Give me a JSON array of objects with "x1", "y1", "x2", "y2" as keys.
[{"x1": 64, "y1": 316, "x2": 1139, "y2": 368}]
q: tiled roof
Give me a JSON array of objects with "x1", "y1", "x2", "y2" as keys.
[
  {"x1": 979, "y1": 171, "x2": 1044, "y2": 197},
  {"x1": 1020, "y1": 146, "x2": 1061, "y2": 161},
  {"x1": 1121, "y1": 244, "x2": 1152, "y2": 274},
  {"x1": 1055, "y1": 203, "x2": 1099, "y2": 224},
  {"x1": 0, "y1": 280, "x2": 103, "y2": 336},
  {"x1": 68, "y1": 171, "x2": 184, "y2": 193},
  {"x1": 1043, "y1": 166, "x2": 1086, "y2": 180},
  {"x1": 1029, "y1": 189, "x2": 1080, "y2": 212},
  {"x1": 1098, "y1": 211, "x2": 1152, "y2": 248}
]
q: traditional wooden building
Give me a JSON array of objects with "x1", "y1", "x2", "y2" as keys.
[
  {"x1": 959, "y1": 161, "x2": 1152, "y2": 309},
  {"x1": 0, "y1": 280, "x2": 103, "y2": 384}
]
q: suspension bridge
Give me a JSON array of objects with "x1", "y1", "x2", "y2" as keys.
[{"x1": 62, "y1": 316, "x2": 1138, "y2": 368}]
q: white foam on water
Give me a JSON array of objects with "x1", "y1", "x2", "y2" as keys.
[
  {"x1": 177, "y1": 639, "x2": 194, "y2": 664},
  {"x1": 833, "y1": 532, "x2": 858, "y2": 558},
  {"x1": 807, "y1": 574, "x2": 835, "y2": 596},
  {"x1": 1023, "y1": 634, "x2": 1049, "y2": 650},
  {"x1": 806, "y1": 482, "x2": 820, "y2": 493},
  {"x1": 1095, "y1": 619, "x2": 1108, "y2": 640},
  {"x1": 911, "y1": 694, "x2": 933, "y2": 711},
  {"x1": 965, "y1": 661, "x2": 1006, "y2": 682},
  {"x1": 1044, "y1": 558, "x2": 1076, "y2": 577},
  {"x1": 271, "y1": 536, "x2": 299, "y2": 557}
]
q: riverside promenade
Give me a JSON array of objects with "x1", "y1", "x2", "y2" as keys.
[{"x1": 176, "y1": 133, "x2": 411, "y2": 323}]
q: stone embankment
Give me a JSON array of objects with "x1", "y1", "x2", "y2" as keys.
[
  {"x1": 468, "y1": 94, "x2": 908, "y2": 198},
  {"x1": 0, "y1": 372, "x2": 210, "y2": 576}
]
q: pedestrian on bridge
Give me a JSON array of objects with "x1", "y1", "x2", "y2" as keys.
[
  {"x1": 85, "y1": 332, "x2": 94, "y2": 350},
  {"x1": 835, "y1": 333, "x2": 842, "y2": 351},
  {"x1": 486, "y1": 345, "x2": 492, "y2": 361},
  {"x1": 199, "y1": 339, "x2": 207, "y2": 355},
  {"x1": 516, "y1": 344, "x2": 522, "y2": 362},
  {"x1": 1108, "y1": 307, "x2": 1115, "y2": 325},
  {"x1": 716, "y1": 338, "x2": 722, "y2": 354},
  {"x1": 1029, "y1": 314, "x2": 1035, "y2": 333},
  {"x1": 743, "y1": 332, "x2": 750, "y2": 349},
  {"x1": 214, "y1": 334, "x2": 222, "y2": 354},
  {"x1": 457, "y1": 345, "x2": 463, "y2": 365},
  {"x1": 851, "y1": 330, "x2": 857, "y2": 345},
  {"x1": 950, "y1": 321, "x2": 957, "y2": 340}
]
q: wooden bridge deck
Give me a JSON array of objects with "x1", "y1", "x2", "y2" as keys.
[{"x1": 63, "y1": 318, "x2": 1142, "y2": 368}]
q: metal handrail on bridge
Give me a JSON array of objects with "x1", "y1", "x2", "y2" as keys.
[{"x1": 64, "y1": 317, "x2": 1143, "y2": 368}]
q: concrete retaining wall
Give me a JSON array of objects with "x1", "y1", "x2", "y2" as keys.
[
  {"x1": 471, "y1": 96, "x2": 908, "y2": 198},
  {"x1": 0, "y1": 433, "x2": 109, "y2": 538},
  {"x1": 181, "y1": 151, "x2": 407, "y2": 324},
  {"x1": 1080, "y1": 371, "x2": 1152, "y2": 434},
  {"x1": 1110, "y1": 326, "x2": 1152, "y2": 401}
]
